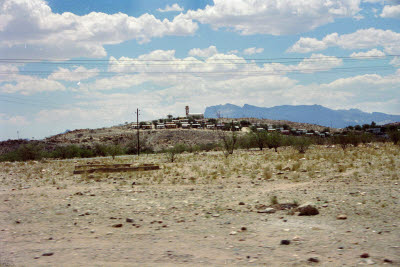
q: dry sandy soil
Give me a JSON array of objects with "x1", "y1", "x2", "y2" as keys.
[{"x1": 1, "y1": 143, "x2": 399, "y2": 266}]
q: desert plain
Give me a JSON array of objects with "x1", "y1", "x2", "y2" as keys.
[{"x1": 1, "y1": 143, "x2": 399, "y2": 266}]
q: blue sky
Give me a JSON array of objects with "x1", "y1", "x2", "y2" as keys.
[{"x1": 1, "y1": 0, "x2": 400, "y2": 140}]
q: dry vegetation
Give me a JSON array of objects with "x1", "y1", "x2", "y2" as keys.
[{"x1": 1, "y1": 143, "x2": 399, "y2": 266}]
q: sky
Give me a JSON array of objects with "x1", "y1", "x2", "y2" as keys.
[{"x1": 0, "y1": 0, "x2": 400, "y2": 140}]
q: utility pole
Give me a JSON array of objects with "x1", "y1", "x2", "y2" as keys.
[
  {"x1": 135, "y1": 109, "x2": 140, "y2": 156},
  {"x1": 17, "y1": 131, "x2": 19, "y2": 140}
]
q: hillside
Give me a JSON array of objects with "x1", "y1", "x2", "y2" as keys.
[
  {"x1": 204, "y1": 104, "x2": 400, "y2": 128},
  {"x1": 0, "y1": 119, "x2": 336, "y2": 155}
]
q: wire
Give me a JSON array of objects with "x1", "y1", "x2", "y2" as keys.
[
  {"x1": 0, "y1": 54, "x2": 398, "y2": 62},
  {"x1": 0, "y1": 65, "x2": 395, "y2": 76}
]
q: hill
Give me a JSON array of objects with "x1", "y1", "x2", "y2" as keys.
[{"x1": 204, "y1": 104, "x2": 400, "y2": 128}]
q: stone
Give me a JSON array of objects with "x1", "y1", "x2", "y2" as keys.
[
  {"x1": 308, "y1": 257, "x2": 319, "y2": 263},
  {"x1": 337, "y1": 214, "x2": 347, "y2": 220},
  {"x1": 297, "y1": 203, "x2": 319, "y2": 216},
  {"x1": 230, "y1": 231, "x2": 237, "y2": 235},
  {"x1": 292, "y1": 236, "x2": 301, "y2": 241},
  {"x1": 360, "y1": 253, "x2": 370, "y2": 258},
  {"x1": 258, "y1": 208, "x2": 276, "y2": 214},
  {"x1": 112, "y1": 223, "x2": 123, "y2": 228},
  {"x1": 280, "y1": 240, "x2": 291, "y2": 245},
  {"x1": 238, "y1": 202, "x2": 245, "y2": 205},
  {"x1": 42, "y1": 252, "x2": 54, "y2": 256},
  {"x1": 126, "y1": 218, "x2": 134, "y2": 223},
  {"x1": 241, "y1": 227, "x2": 247, "y2": 231}
]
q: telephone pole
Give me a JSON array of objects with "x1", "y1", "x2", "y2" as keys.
[{"x1": 135, "y1": 109, "x2": 140, "y2": 156}]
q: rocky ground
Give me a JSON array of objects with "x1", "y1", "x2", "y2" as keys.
[{"x1": 1, "y1": 143, "x2": 399, "y2": 266}]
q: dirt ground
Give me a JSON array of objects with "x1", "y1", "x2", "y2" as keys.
[{"x1": 1, "y1": 144, "x2": 399, "y2": 266}]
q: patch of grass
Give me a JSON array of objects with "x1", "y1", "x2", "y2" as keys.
[
  {"x1": 262, "y1": 167, "x2": 273, "y2": 180},
  {"x1": 270, "y1": 195, "x2": 278, "y2": 205}
]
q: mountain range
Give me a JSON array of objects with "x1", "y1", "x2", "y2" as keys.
[{"x1": 204, "y1": 104, "x2": 400, "y2": 128}]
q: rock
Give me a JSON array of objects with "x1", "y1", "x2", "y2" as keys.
[
  {"x1": 383, "y1": 259, "x2": 393, "y2": 263},
  {"x1": 363, "y1": 259, "x2": 375, "y2": 265},
  {"x1": 280, "y1": 240, "x2": 291, "y2": 245},
  {"x1": 308, "y1": 257, "x2": 319, "y2": 263},
  {"x1": 42, "y1": 252, "x2": 54, "y2": 256},
  {"x1": 126, "y1": 218, "x2": 134, "y2": 223},
  {"x1": 360, "y1": 253, "x2": 370, "y2": 258},
  {"x1": 112, "y1": 224, "x2": 123, "y2": 228},
  {"x1": 337, "y1": 214, "x2": 347, "y2": 220},
  {"x1": 297, "y1": 203, "x2": 319, "y2": 216},
  {"x1": 283, "y1": 167, "x2": 291, "y2": 171},
  {"x1": 238, "y1": 202, "x2": 245, "y2": 205},
  {"x1": 230, "y1": 231, "x2": 237, "y2": 235},
  {"x1": 258, "y1": 208, "x2": 276, "y2": 214},
  {"x1": 292, "y1": 236, "x2": 301, "y2": 241},
  {"x1": 241, "y1": 227, "x2": 247, "y2": 231}
]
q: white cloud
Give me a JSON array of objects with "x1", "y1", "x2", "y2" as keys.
[
  {"x1": 381, "y1": 5, "x2": 400, "y2": 18},
  {"x1": 183, "y1": 0, "x2": 361, "y2": 35},
  {"x1": 0, "y1": 113, "x2": 29, "y2": 126},
  {"x1": 362, "y1": 0, "x2": 384, "y2": 3},
  {"x1": 228, "y1": 50, "x2": 239, "y2": 55},
  {"x1": 0, "y1": 76, "x2": 66, "y2": 95},
  {"x1": 263, "y1": 54, "x2": 343, "y2": 74},
  {"x1": 288, "y1": 28, "x2": 400, "y2": 53},
  {"x1": 0, "y1": 0, "x2": 198, "y2": 59},
  {"x1": 188, "y1": 46, "x2": 218, "y2": 57},
  {"x1": 390, "y1": 56, "x2": 400, "y2": 66},
  {"x1": 157, "y1": 3, "x2": 184, "y2": 12},
  {"x1": 48, "y1": 66, "x2": 99, "y2": 81},
  {"x1": 243, "y1": 47, "x2": 264, "y2": 55},
  {"x1": 350, "y1": 48, "x2": 385, "y2": 57}
]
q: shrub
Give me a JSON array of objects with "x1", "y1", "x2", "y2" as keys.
[
  {"x1": 389, "y1": 130, "x2": 400, "y2": 145},
  {"x1": 166, "y1": 143, "x2": 187, "y2": 162},
  {"x1": 0, "y1": 143, "x2": 45, "y2": 162},
  {"x1": 290, "y1": 136, "x2": 312, "y2": 154},
  {"x1": 266, "y1": 133, "x2": 283, "y2": 152}
]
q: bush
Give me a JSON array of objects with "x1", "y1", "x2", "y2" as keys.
[
  {"x1": 0, "y1": 143, "x2": 45, "y2": 162},
  {"x1": 166, "y1": 143, "x2": 188, "y2": 162},
  {"x1": 290, "y1": 136, "x2": 312, "y2": 154},
  {"x1": 266, "y1": 133, "x2": 283, "y2": 152},
  {"x1": 389, "y1": 130, "x2": 400, "y2": 145}
]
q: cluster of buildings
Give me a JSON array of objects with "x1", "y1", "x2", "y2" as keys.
[{"x1": 126, "y1": 106, "x2": 334, "y2": 137}]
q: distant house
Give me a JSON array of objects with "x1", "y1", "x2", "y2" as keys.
[
  {"x1": 165, "y1": 122, "x2": 177, "y2": 129},
  {"x1": 191, "y1": 123, "x2": 202, "y2": 129},
  {"x1": 257, "y1": 128, "x2": 265, "y2": 131},
  {"x1": 141, "y1": 124, "x2": 152, "y2": 129},
  {"x1": 181, "y1": 123, "x2": 190, "y2": 129},
  {"x1": 206, "y1": 124, "x2": 215, "y2": 129},
  {"x1": 156, "y1": 124, "x2": 165, "y2": 129}
]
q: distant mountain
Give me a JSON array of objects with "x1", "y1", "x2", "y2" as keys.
[{"x1": 204, "y1": 104, "x2": 400, "y2": 128}]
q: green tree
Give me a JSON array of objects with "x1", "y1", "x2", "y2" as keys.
[{"x1": 266, "y1": 133, "x2": 283, "y2": 152}]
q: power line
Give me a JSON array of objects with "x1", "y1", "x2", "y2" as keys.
[
  {"x1": 0, "y1": 65, "x2": 395, "y2": 76},
  {"x1": 0, "y1": 54, "x2": 398, "y2": 62}
]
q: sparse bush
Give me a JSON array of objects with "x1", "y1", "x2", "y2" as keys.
[
  {"x1": 266, "y1": 133, "x2": 283, "y2": 152},
  {"x1": 251, "y1": 131, "x2": 269, "y2": 151},
  {"x1": 270, "y1": 195, "x2": 278, "y2": 205},
  {"x1": 389, "y1": 130, "x2": 400, "y2": 145},
  {"x1": 166, "y1": 143, "x2": 187, "y2": 162},
  {"x1": 290, "y1": 136, "x2": 312, "y2": 154},
  {"x1": 262, "y1": 166, "x2": 273, "y2": 180},
  {"x1": 218, "y1": 131, "x2": 238, "y2": 158}
]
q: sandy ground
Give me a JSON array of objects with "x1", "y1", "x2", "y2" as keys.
[{"x1": 1, "y1": 144, "x2": 399, "y2": 266}]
